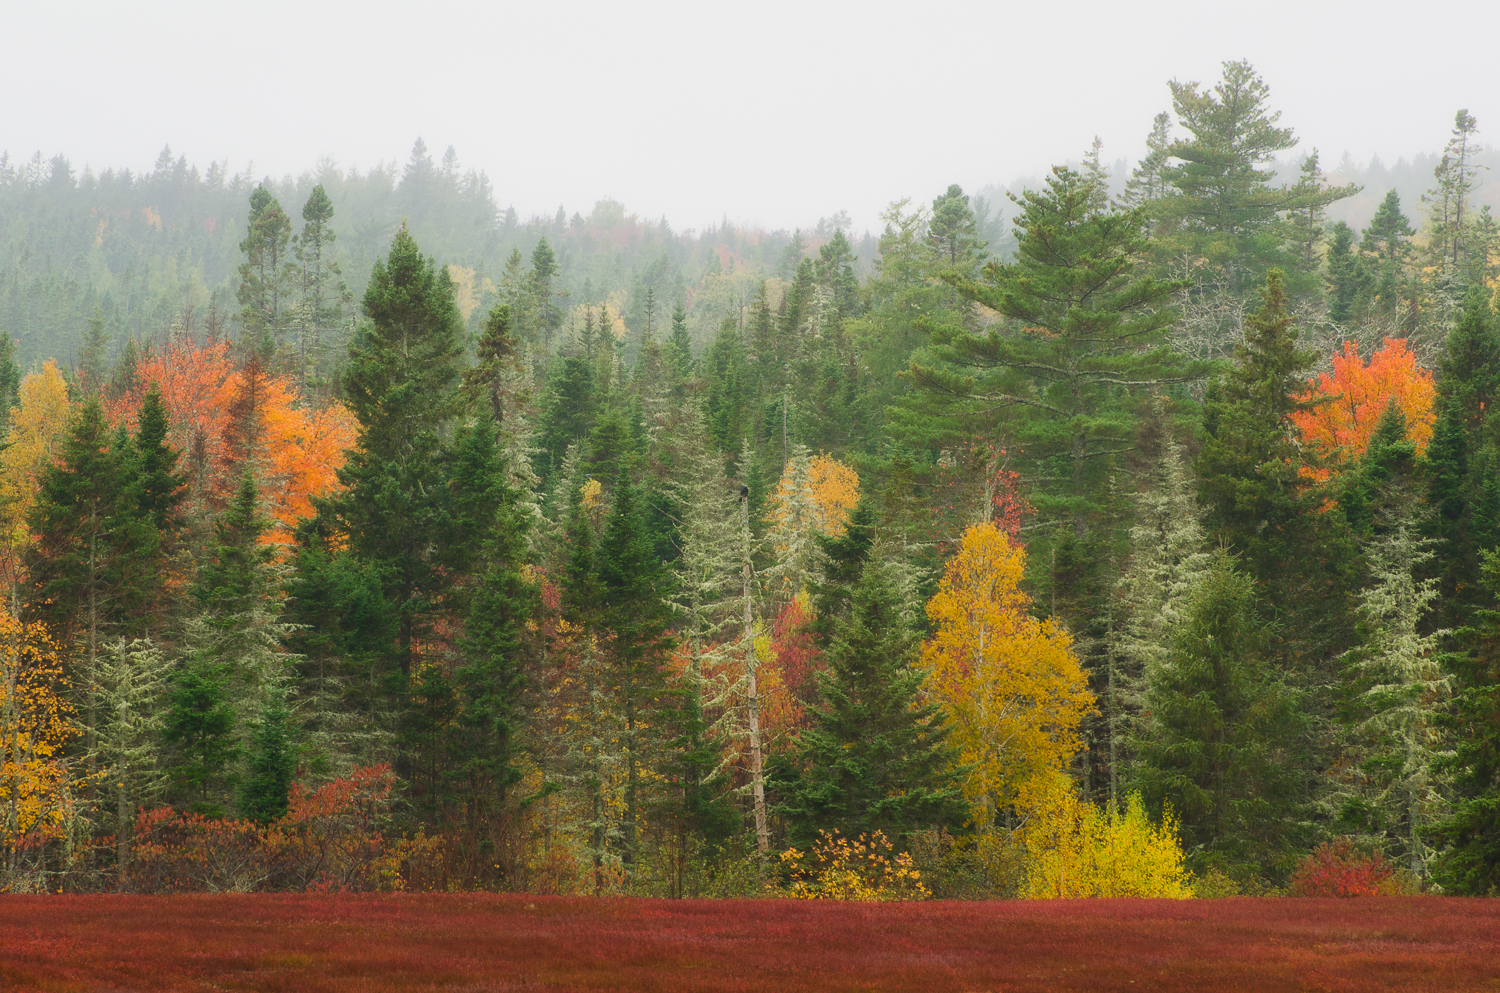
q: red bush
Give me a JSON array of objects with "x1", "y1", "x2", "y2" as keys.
[
  {"x1": 1290, "y1": 838, "x2": 1396, "y2": 897},
  {"x1": 129, "y1": 764, "x2": 433, "y2": 893}
]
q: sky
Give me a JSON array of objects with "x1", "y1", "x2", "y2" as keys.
[{"x1": 7, "y1": 0, "x2": 1498, "y2": 234}]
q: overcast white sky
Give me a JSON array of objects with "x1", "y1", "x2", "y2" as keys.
[{"x1": 7, "y1": 0, "x2": 1497, "y2": 233}]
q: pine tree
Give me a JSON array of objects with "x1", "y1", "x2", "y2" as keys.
[
  {"x1": 912, "y1": 166, "x2": 1203, "y2": 543},
  {"x1": 785, "y1": 559, "x2": 966, "y2": 848},
  {"x1": 1120, "y1": 112, "x2": 1176, "y2": 212},
  {"x1": 1160, "y1": 60, "x2": 1358, "y2": 287}
]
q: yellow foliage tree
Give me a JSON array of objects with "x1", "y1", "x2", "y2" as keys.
[
  {"x1": 0, "y1": 614, "x2": 81, "y2": 890},
  {"x1": 919, "y1": 522, "x2": 1094, "y2": 832},
  {"x1": 767, "y1": 448, "x2": 859, "y2": 593},
  {"x1": 0, "y1": 361, "x2": 72, "y2": 602},
  {"x1": 1019, "y1": 773, "x2": 1193, "y2": 899}
]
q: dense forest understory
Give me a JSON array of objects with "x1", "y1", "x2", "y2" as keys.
[{"x1": 4, "y1": 59, "x2": 1500, "y2": 899}]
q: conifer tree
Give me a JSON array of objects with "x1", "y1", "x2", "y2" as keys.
[
  {"x1": 1435, "y1": 549, "x2": 1500, "y2": 894},
  {"x1": 1109, "y1": 423, "x2": 1210, "y2": 797},
  {"x1": 1426, "y1": 291, "x2": 1500, "y2": 626},
  {"x1": 92, "y1": 637, "x2": 172, "y2": 887},
  {"x1": 238, "y1": 686, "x2": 296, "y2": 824},
  {"x1": 237, "y1": 186, "x2": 295, "y2": 345},
  {"x1": 668, "y1": 300, "x2": 693, "y2": 382},
  {"x1": 1159, "y1": 60, "x2": 1358, "y2": 286},
  {"x1": 1325, "y1": 221, "x2": 1369, "y2": 326},
  {"x1": 1362, "y1": 190, "x2": 1414, "y2": 261},
  {"x1": 927, "y1": 184, "x2": 985, "y2": 277},
  {"x1": 1132, "y1": 549, "x2": 1302, "y2": 878},
  {"x1": 912, "y1": 166, "x2": 1202, "y2": 543},
  {"x1": 1336, "y1": 409, "x2": 1449, "y2": 878},
  {"x1": 448, "y1": 417, "x2": 537, "y2": 841},
  {"x1": 597, "y1": 479, "x2": 676, "y2": 863},
  {"x1": 1196, "y1": 269, "x2": 1352, "y2": 659},
  {"x1": 293, "y1": 184, "x2": 350, "y2": 389},
  {"x1": 785, "y1": 559, "x2": 965, "y2": 848},
  {"x1": 318, "y1": 224, "x2": 465, "y2": 681},
  {"x1": 25, "y1": 399, "x2": 153, "y2": 682},
  {"x1": 78, "y1": 306, "x2": 108, "y2": 395},
  {"x1": 1121, "y1": 112, "x2": 1176, "y2": 212}
]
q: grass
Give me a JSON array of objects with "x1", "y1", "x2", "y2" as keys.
[{"x1": 3, "y1": 893, "x2": 1498, "y2": 991}]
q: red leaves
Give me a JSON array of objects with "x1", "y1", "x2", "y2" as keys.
[
  {"x1": 128, "y1": 765, "x2": 428, "y2": 894},
  {"x1": 1289, "y1": 838, "x2": 1399, "y2": 898},
  {"x1": 5, "y1": 892, "x2": 1498, "y2": 991}
]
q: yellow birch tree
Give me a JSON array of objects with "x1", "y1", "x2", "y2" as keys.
[{"x1": 919, "y1": 522, "x2": 1094, "y2": 832}]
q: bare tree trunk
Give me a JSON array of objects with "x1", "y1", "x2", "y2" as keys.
[{"x1": 743, "y1": 497, "x2": 768, "y2": 857}]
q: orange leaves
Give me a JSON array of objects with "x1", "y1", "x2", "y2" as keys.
[
  {"x1": 105, "y1": 339, "x2": 353, "y2": 534},
  {"x1": 1291, "y1": 338, "x2": 1436, "y2": 460},
  {"x1": 105, "y1": 337, "x2": 236, "y2": 461}
]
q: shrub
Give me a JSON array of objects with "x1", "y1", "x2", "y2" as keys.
[
  {"x1": 1020, "y1": 775, "x2": 1193, "y2": 899},
  {"x1": 778, "y1": 829, "x2": 929, "y2": 901},
  {"x1": 129, "y1": 764, "x2": 434, "y2": 893},
  {"x1": 1289, "y1": 839, "x2": 1397, "y2": 897}
]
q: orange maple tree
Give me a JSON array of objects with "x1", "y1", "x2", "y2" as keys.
[
  {"x1": 105, "y1": 339, "x2": 354, "y2": 535},
  {"x1": 1291, "y1": 338, "x2": 1436, "y2": 461}
]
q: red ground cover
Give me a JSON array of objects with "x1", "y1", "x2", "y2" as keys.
[{"x1": 2, "y1": 894, "x2": 1496, "y2": 992}]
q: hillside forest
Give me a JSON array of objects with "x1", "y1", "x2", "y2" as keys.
[{"x1": 4, "y1": 59, "x2": 1500, "y2": 898}]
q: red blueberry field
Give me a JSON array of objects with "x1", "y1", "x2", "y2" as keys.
[{"x1": 3, "y1": 894, "x2": 1499, "y2": 992}]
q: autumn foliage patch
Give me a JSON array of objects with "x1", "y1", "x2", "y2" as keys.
[{"x1": 1288, "y1": 838, "x2": 1403, "y2": 897}]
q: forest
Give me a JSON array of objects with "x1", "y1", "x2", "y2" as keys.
[{"x1": 2, "y1": 58, "x2": 1500, "y2": 899}]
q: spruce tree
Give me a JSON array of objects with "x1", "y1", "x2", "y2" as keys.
[
  {"x1": 1132, "y1": 549, "x2": 1302, "y2": 879},
  {"x1": 320, "y1": 223, "x2": 465, "y2": 681},
  {"x1": 238, "y1": 686, "x2": 297, "y2": 824},
  {"x1": 1196, "y1": 269, "x2": 1353, "y2": 661},
  {"x1": 1435, "y1": 550, "x2": 1500, "y2": 894},
  {"x1": 785, "y1": 559, "x2": 965, "y2": 848},
  {"x1": 597, "y1": 478, "x2": 676, "y2": 863}
]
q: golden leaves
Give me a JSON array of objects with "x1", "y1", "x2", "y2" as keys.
[{"x1": 919, "y1": 522, "x2": 1095, "y2": 828}]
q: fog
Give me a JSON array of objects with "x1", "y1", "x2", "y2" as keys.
[{"x1": 8, "y1": 0, "x2": 1498, "y2": 231}]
